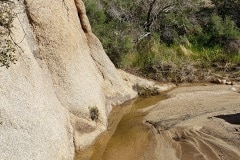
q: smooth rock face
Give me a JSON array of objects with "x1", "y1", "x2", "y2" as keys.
[{"x1": 0, "y1": 0, "x2": 136, "y2": 159}]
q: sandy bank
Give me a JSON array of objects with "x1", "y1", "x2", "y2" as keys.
[{"x1": 144, "y1": 84, "x2": 240, "y2": 160}]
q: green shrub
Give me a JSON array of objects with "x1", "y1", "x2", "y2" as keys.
[
  {"x1": 0, "y1": 39, "x2": 17, "y2": 68},
  {"x1": 85, "y1": 0, "x2": 240, "y2": 83},
  {"x1": 88, "y1": 106, "x2": 99, "y2": 122},
  {"x1": 189, "y1": 14, "x2": 240, "y2": 48},
  {"x1": 0, "y1": 1, "x2": 17, "y2": 68},
  {"x1": 85, "y1": 0, "x2": 135, "y2": 67}
]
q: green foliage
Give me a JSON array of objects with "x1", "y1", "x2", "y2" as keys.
[
  {"x1": 88, "y1": 106, "x2": 99, "y2": 122},
  {"x1": 0, "y1": 1, "x2": 15, "y2": 28},
  {"x1": 0, "y1": 39, "x2": 17, "y2": 68},
  {"x1": 85, "y1": 0, "x2": 240, "y2": 82},
  {"x1": 191, "y1": 46, "x2": 240, "y2": 65},
  {"x1": 212, "y1": 0, "x2": 240, "y2": 27},
  {"x1": 0, "y1": 1, "x2": 17, "y2": 68},
  {"x1": 208, "y1": 14, "x2": 239, "y2": 44},
  {"x1": 85, "y1": 0, "x2": 135, "y2": 67},
  {"x1": 189, "y1": 13, "x2": 240, "y2": 49}
]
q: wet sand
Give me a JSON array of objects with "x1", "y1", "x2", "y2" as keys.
[
  {"x1": 76, "y1": 84, "x2": 240, "y2": 160},
  {"x1": 145, "y1": 84, "x2": 240, "y2": 160},
  {"x1": 75, "y1": 93, "x2": 168, "y2": 160}
]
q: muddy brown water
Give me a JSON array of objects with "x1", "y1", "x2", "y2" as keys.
[
  {"x1": 75, "y1": 84, "x2": 240, "y2": 160},
  {"x1": 75, "y1": 93, "x2": 169, "y2": 160}
]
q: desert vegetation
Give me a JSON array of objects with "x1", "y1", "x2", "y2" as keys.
[
  {"x1": 84, "y1": 0, "x2": 240, "y2": 83},
  {"x1": 0, "y1": 0, "x2": 17, "y2": 68},
  {"x1": 88, "y1": 106, "x2": 99, "y2": 122}
]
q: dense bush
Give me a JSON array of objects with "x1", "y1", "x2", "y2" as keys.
[
  {"x1": 190, "y1": 13, "x2": 240, "y2": 48},
  {"x1": 85, "y1": 0, "x2": 240, "y2": 82},
  {"x1": 85, "y1": 1, "x2": 135, "y2": 67}
]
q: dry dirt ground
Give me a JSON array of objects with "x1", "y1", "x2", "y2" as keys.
[{"x1": 144, "y1": 84, "x2": 240, "y2": 160}]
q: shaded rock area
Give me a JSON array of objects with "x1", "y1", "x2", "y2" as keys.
[{"x1": 214, "y1": 113, "x2": 240, "y2": 125}]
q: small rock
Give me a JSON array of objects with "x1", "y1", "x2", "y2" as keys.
[
  {"x1": 210, "y1": 78, "x2": 222, "y2": 84},
  {"x1": 210, "y1": 78, "x2": 233, "y2": 85},
  {"x1": 231, "y1": 87, "x2": 237, "y2": 92}
]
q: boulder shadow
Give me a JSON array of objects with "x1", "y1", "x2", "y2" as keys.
[{"x1": 214, "y1": 113, "x2": 240, "y2": 125}]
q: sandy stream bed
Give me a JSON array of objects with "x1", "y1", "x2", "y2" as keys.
[{"x1": 76, "y1": 84, "x2": 240, "y2": 160}]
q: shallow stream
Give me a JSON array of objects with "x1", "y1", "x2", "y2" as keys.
[
  {"x1": 75, "y1": 93, "x2": 168, "y2": 160},
  {"x1": 75, "y1": 84, "x2": 240, "y2": 160}
]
